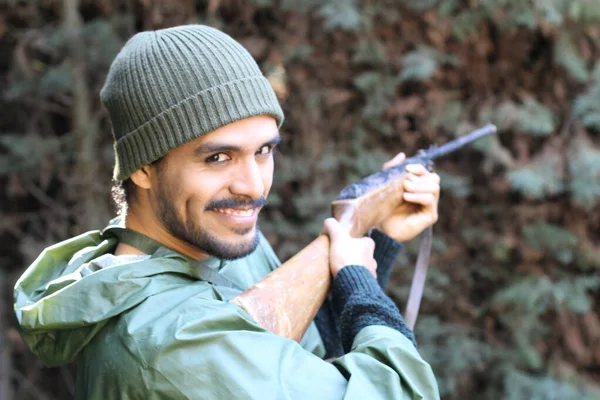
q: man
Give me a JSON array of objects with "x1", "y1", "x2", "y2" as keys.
[{"x1": 14, "y1": 25, "x2": 441, "y2": 399}]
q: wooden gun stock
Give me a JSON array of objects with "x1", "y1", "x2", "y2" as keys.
[{"x1": 230, "y1": 172, "x2": 409, "y2": 341}]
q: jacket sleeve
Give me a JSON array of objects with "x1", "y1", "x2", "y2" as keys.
[{"x1": 135, "y1": 297, "x2": 439, "y2": 399}]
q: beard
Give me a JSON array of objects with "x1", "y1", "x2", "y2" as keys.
[{"x1": 156, "y1": 184, "x2": 266, "y2": 260}]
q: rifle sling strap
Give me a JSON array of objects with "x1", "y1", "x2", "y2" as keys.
[
  {"x1": 404, "y1": 226, "x2": 433, "y2": 330},
  {"x1": 104, "y1": 226, "x2": 243, "y2": 291}
]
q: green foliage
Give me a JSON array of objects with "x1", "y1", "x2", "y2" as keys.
[
  {"x1": 554, "y1": 31, "x2": 589, "y2": 82},
  {"x1": 522, "y1": 221, "x2": 578, "y2": 264},
  {"x1": 400, "y1": 0, "x2": 440, "y2": 13},
  {"x1": 399, "y1": 47, "x2": 438, "y2": 82},
  {"x1": 490, "y1": 278, "x2": 550, "y2": 368},
  {"x1": 507, "y1": 1, "x2": 538, "y2": 29},
  {"x1": 4, "y1": 17, "x2": 127, "y2": 103},
  {"x1": 576, "y1": 242, "x2": 600, "y2": 271},
  {"x1": 3, "y1": 75, "x2": 35, "y2": 101},
  {"x1": 273, "y1": 153, "x2": 312, "y2": 185},
  {"x1": 574, "y1": 64, "x2": 600, "y2": 130},
  {"x1": 285, "y1": 44, "x2": 314, "y2": 63},
  {"x1": 449, "y1": 9, "x2": 484, "y2": 41},
  {"x1": 292, "y1": 182, "x2": 336, "y2": 220},
  {"x1": 438, "y1": 172, "x2": 472, "y2": 198},
  {"x1": 422, "y1": 267, "x2": 451, "y2": 301},
  {"x1": 471, "y1": 133, "x2": 515, "y2": 171},
  {"x1": 414, "y1": 0, "x2": 600, "y2": 41},
  {"x1": 461, "y1": 226, "x2": 494, "y2": 245},
  {"x1": 81, "y1": 18, "x2": 130, "y2": 68},
  {"x1": 417, "y1": 316, "x2": 493, "y2": 396},
  {"x1": 38, "y1": 65, "x2": 72, "y2": 95},
  {"x1": 508, "y1": 151, "x2": 564, "y2": 199},
  {"x1": 492, "y1": 241, "x2": 512, "y2": 263},
  {"x1": 352, "y1": 38, "x2": 387, "y2": 66},
  {"x1": 554, "y1": 276, "x2": 600, "y2": 314},
  {"x1": 368, "y1": 0, "x2": 600, "y2": 53},
  {"x1": 532, "y1": 0, "x2": 569, "y2": 26},
  {"x1": 0, "y1": 134, "x2": 66, "y2": 174},
  {"x1": 429, "y1": 94, "x2": 465, "y2": 132},
  {"x1": 344, "y1": 127, "x2": 391, "y2": 177},
  {"x1": 361, "y1": 0, "x2": 402, "y2": 26},
  {"x1": 466, "y1": 0, "x2": 569, "y2": 29},
  {"x1": 399, "y1": 46, "x2": 458, "y2": 83},
  {"x1": 491, "y1": 273, "x2": 600, "y2": 370},
  {"x1": 567, "y1": 136, "x2": 600, "y2": 210},
  {"x1": 249, "y1": 0, "x2": 274, "y2": 7},
  {"x1": 353, "y1": 72, "x2": 398, "y2": 119},
  {"x1": 491, "y1": 275, "x2": 553, "y2": 314},
  {"x1": 276, "y1": 0, "x2": 322, "y2": 12},
  {"x1": 483, "y1": 98, "x2": 556, "y2": 136},
  {"x1": 568, "y1": 0, "x2": 600, "y2": 23},
  {"x1": 504, "y1": 369, "x2": 600, "y2": 400},
  {"x1": 318, "y1": 0, "x2": 362, "y2": 32}
]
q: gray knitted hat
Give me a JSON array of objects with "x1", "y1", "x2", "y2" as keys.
[{"x1": 101, "y1": 25, "x2": 284, "y2": 180}]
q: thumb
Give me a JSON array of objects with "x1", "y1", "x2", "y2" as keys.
[
  {"x1": 322, "y1": 218, "x2": 345, "y2": 241},
  {"x1": 383, "y1": 152, "x2": 406, "y2": 170}
]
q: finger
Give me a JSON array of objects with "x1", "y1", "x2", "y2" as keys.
[
  {"x1": 359, "y1": 236, "x2": 376, "y2": 253},
  {"x1": 404, "y1": 180, "x2": 440, "y2": 195},
  {"x1": 405, "y1": 163, "x2": 429, "y2": 176},
  {"x1": 408, "y1": 172, "x2": 440, "y2": 184},
  {"x1": 405, "y1": 171, "x2": 440, "y2": 185},
  {"x1": 322, "y1": 218, "x2": 345, "y2": 240},
  {"x1": 382, "y1": 152, "x2": 406, "y2": 170},
  {"x1": 368, "y1": 260, "x2": 378, "y2": 278},
  {"x1": 403, "y1": 192, "x2": 436, "y2": 206}
]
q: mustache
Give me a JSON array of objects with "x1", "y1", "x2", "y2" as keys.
[{"x1": 205, "y1": 196, "x2": 268, "y2": 211}]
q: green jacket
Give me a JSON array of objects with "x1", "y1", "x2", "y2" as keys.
[{"x1": 14, "y1": 218, "x2": 439, "y2": 399}]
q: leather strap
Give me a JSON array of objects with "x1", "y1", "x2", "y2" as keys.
[
  {"x1": 404, "y1": 226, "x2": 432, "y2": 330},
  {"x1": 104, "y1": 226, "x2": 244, "y2": 291}
]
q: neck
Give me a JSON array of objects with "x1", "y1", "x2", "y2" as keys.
[{"x1": 115, "y1": 208, "x2": 211, "y2": 261}]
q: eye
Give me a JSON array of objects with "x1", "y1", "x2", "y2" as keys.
[
  {"x1": 257, "y1": 145, "x2": 273, "y2": 156},
  {"x1": 205, "y1": 153, "x2": 230, "y2": 164}
]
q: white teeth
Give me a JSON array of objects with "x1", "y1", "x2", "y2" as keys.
[{"x1": 215, "y1": 208, "x2": 254, "y2": 216}]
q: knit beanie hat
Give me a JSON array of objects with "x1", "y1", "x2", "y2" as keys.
[{"x1": 100, "y1": 25, "x2": 284, "y2": 180}]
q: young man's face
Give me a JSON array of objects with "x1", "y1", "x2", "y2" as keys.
[{"x1": 147, "y1": 115, "x2": 280, "y2": 260}]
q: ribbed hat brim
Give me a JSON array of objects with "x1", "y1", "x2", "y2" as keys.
[{"x1": 113, "y1": 75, "x2": 284, "y2": 180}]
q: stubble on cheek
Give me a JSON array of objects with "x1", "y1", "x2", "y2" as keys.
[{"x1": 155, "y1": 180, "x2": 260, "y2": 260}]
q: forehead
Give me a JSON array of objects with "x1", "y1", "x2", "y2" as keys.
[{"x1": 180, "y1": 115, "x2": 279, "y2": 153}]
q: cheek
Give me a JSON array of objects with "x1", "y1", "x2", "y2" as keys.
[
  {"x1": 183, "y1": 176, "x2": 220, "y2": 207},
  {"x1": 262, "y1": 159, "x2": 275, "y2": 195},
  {"x1": 157, "y1": 173, "x2": 185, "y2": 214},
  {"x1": 181, "y1": 167, "x2": 239, "y2": 214},
  {"x1": 163, "y1": 170, "x2": 213, "y2": 217}
]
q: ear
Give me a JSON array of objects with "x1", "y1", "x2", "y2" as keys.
[{"x1": 129, "y1": 165, "x2": 154, "y2": 190}]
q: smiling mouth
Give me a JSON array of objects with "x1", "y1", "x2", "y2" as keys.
[{"x1": 213, "y1": 208, "x2": 257, "y2": 217}]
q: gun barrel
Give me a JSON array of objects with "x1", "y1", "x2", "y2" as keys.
[
  {"x1": 336, "y1": 123, "x2": 498, "y2": 200},
  {"x1": 427, "y1": 123, "x2": 497, "y2": 160}
]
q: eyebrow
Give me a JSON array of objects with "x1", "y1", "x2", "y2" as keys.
[{"x1": 193, "y1": 134, "x2": 282, "y2": 156}]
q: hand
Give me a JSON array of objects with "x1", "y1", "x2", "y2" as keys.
[
  {"x1": 322, "y1": 218, "x2": 377, "y2": 278},
  {"x1": 377, "y1": 152, "x2": 441, "y2": 242}
]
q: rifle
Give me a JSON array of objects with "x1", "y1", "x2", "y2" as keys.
[{"x1": 231, "y1": 124, "x2": 498, "y2": 341}]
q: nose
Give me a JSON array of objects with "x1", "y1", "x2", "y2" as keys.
[{"x1": 229, "y1": 158, "x2": 265, "y2": 200}]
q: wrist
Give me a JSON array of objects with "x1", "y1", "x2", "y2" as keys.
[
  {"x1": 331, "y1": 265, "x2": 380, "y2": 312},
  {"x1": 378, "y1": 223, "x2": 417, "y2": 243}
]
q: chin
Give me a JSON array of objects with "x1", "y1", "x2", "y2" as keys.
[{"x1": 197, "y1": 226, "x2": 261, "y2": 260}]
